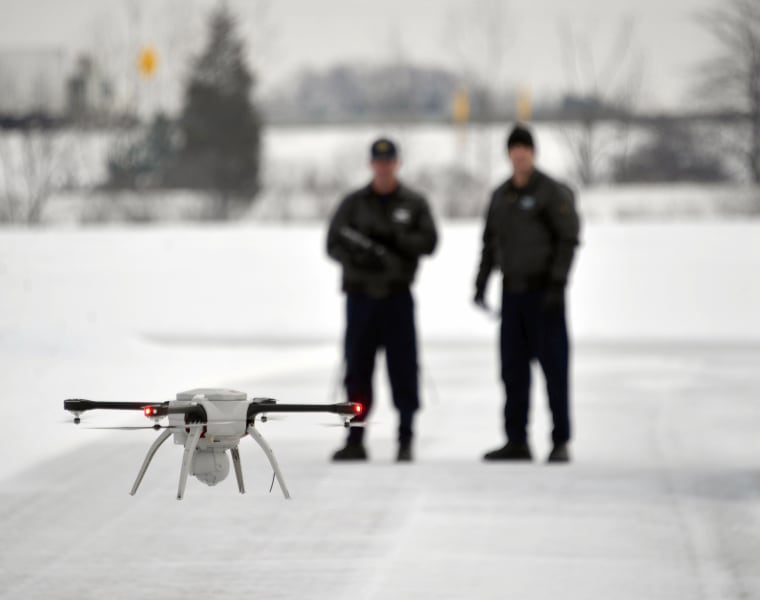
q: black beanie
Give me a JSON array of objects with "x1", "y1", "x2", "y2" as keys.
[{"x1": 506, "y1": 124, "x2": 535, "y2": 150}]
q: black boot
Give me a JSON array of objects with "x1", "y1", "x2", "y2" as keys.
[
  {"x1": 396, "y1": 440, "x2": 413, "y2": 463},
  {"x1": 547, "y1": 443, "x2": 570, "y2": 463},
  {"x1": 483, "y1": 441, "x2": 532, "y2": 461},
  {"x1": 331, "y1": 442, "x2": 368, "y2": 462}
]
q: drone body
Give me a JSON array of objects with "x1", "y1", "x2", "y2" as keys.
[
  {"x1": 64, "y1": 388, "x2": 362, "y2": 500},
  {"x1": 168, "y1": 388, "x2": 248, "y2": 488}
]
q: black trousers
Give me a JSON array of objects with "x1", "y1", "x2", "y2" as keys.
[
  {"x1": 500, "y1": 287, "x2": 571, "y2": 446},
  {"x1": 344, "y1": 290, "x2": 419, "y2": 445}
]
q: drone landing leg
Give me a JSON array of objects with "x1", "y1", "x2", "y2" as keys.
[
  {"x1": 247, "y1": 425, "x2": 291, "y2": 499},
  {"x1": 177, "y1": 426, "x2": 202, "y2": 500},
  {"x1": 130, "y1": 429, "x2": 172, "y2": 496},
  {"x1": 230, "y1": 446, "x2": 245, "y2": 494}
]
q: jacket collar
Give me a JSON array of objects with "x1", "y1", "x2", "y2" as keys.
[
  {"x1": 508, "y1": 169, "x2": 541, "y2": 193},
  {"x1": 364, "y1": 181, "x2": 402, "y2": 199}
]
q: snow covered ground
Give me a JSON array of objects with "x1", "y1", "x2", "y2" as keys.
[{"x1": 1, "y1": 221, "x2": 759, "y2": 599}]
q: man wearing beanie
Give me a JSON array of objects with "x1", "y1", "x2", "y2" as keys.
[
  {"x1": 474, "y1": 123, "x2": 581, "y2": 463},
  {"x1": 326, "y1": 138, "x2": 438, "y2": 462}
]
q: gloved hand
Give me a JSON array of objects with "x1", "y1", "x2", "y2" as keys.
[
  {"x1": 350, "y1": 248, "x2": 385, "y2": 272},
  {"x1": 367, "y1": 225, "x2": 397, "y2": 251},
  {"x1": 474, "y1": 288, "x2": 489, "y2": 311},
  {"x1": 543, "y1": 283, "x2": 565, "y2": 312}
]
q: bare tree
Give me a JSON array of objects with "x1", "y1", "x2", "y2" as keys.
[
  {"x1": 557, "y1": 17, "x2": 645, "y2": 186},
  {"x1": 0, "y1": 51, "x2": 89, "y2": 224},
  {"x1": 0, "y1": 125, "x2": 74, "y2": 224},
  {"x1": 696, "y1": 0, "x2": 760, "y2": 183}
]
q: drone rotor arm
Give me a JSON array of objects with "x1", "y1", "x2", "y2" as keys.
[
  {"x1": 63, "y1": 399, "x2": 168, "y2": 414},
  {"x1": 63, "y1": 400, "x2": 210, "y2": 424},
  {"x1": 246, "y1": 401, "x2": 362, "y2": 423}
]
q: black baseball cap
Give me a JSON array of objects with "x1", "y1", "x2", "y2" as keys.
[
  {"x1": 370, "y1": 138, "x2": 398, "y2": 160},
  {"x1": 506, "y1": 124, "x2": 535, "y2": 150}
]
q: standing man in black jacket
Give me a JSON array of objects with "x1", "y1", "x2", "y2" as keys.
[
  {"x1": 475, "y1": 124, "x2": 580, "y2": 463},
  {"x1": 327, "y1": 138, "x2": 438, "y2": 462}
]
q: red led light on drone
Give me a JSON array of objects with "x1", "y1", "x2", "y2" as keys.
[
  {"x1": 353, "y1": 403, "x2": 363, "y2": 415},
  {"x1": 144, "y1": 406, "x2": 158, "y2": 417}
]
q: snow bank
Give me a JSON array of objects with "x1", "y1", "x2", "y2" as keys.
[{"x1": 2, "y1": 221, "x2": 758, "y2": 345}]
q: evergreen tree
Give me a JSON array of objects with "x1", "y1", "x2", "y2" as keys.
[
  {"x1": 107, "y1": 113, "x2": 178, "y2": 190},
  {"x1": 176, "y1": 3, "x2": 260, "y2": 217}
]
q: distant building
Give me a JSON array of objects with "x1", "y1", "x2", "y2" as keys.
[
  {"x1": 0, "y1": 48, "x2": 116, "y2": 126},
  {"x1": 0, "y1": 47, "x2": 68, "y2": 116}
]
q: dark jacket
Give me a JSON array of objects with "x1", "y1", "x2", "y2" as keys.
[
  {"x1": 327, "y1": 182, "x2": 438, "y2": 297},
  {"x1": 475, "y1": 169, "x2": 580, "y2": 295}
]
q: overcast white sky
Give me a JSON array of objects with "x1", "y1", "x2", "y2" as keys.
[{"x1": 0, "y1": 0, "x2": 719, "y2": 111}]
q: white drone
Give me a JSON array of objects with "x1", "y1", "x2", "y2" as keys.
[{"x1": 63, "y1": 388, "x2": 363, "y2": 500}]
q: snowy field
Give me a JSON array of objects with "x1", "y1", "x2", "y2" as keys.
[{"x1": 1, "y1": 221, "x2": 759, "y2": 599}]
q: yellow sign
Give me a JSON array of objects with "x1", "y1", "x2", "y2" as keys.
[
  {"x1": 452, "y1": 88, "x2": 470, "y2": 124},
  {"x1": 516, "y1": 86, "x2": 532, "y2": 122},
  {"x1": 138, "y1": 46, "x2": 159, "y2": 78}
]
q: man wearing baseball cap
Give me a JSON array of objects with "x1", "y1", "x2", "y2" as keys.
[
  {"x1": 326, "y1": 137, "x2": 438, "y2": 462},
  {"x1": 474, "y1": 123, "x2": 581, "y2": 463}
]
